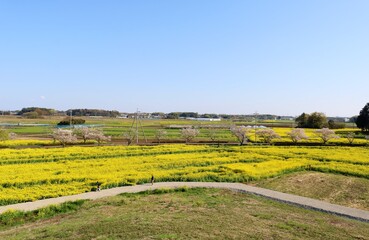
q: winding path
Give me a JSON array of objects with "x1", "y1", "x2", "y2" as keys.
[{"x1": 1, "y1": 182, "x2": 368, "y2": 222}]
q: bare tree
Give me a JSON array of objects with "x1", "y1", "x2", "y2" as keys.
[
  {"x1": 205, "y1": 128, "x2": 218, "y2": 143},
  {"x1": 256, "y1": 128, "x2": 280, "y2": 144},
  {"x1": 180, "y1": 128, "x2": 200, "y2": 143},
  {"x1": 230, "y1": 126, "x2": 251, "y2": 145},
  {"x1": 346, "y1": 132, "x2": 355, "y2": 145},
  {"x1": 286, "y1": 128, "x2": 308, "y2": 144},
  {"x1": 86, "y1": 129, "x2": 111, "y2": 145},
  {"x1": 123, "y1": 129, "x2": 137, "y2": 145},
  {"x1": 52, "y1": 129, "x2": 77, "y2": 147},
  {"x1": 155, "y1": 129, "x2": 167, "y2": 144},
  {"x1": 314, "y1": 128, "x2": 339, "y2": 144}
]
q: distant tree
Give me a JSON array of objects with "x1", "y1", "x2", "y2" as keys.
[
  {"x1": 286, "y1": 128, "x2": 308, "y2": 143},
  {"x1": 52, "y1": 129, "x2": 77, "y2": 147},
  {"x1": 155, "y1": 129, "x2": 167, "y2": 144},
  {"x1": 295, "y1": 113, "x2": 310, "y2": 128},
  {"x1": 180, "y1": 128, "x2": 200, "y2": 143},
  {"x1": 69, "y1": 109, "x2": 120, "y2": 117},
  {"x1": 307, "y1": 112, "x2": 327, "y2": 129},
  {"x1": 314, "y1": 128, "x2": 339, "y2": 144},
  {"x1": 346, "y1": 132, "x2": 355, "y2": 145},
  {"x1": 0, "y1": 128, "x2": 9, "y2": 141},
  {"x1": 18, "y1": 107, "x2": 55, "y2": 116},
  {"x1": 256, "y1": 128, "x2": 280, "y2": 144},
  {"x1": 179, "y1": 112, "x2": 198, "y2": 118},
  {"x1": 23, "y1": 111, "x2": 40, "y2": 119},
  {"x1": 166, "y1": 112, "x2": 179, "y2": 119},
  {"x1": 356, "y1": 103, "x2": 369, "y2": 132},
  {"x1": 230, "y1": 126, "x2": 251, "y2": 146},
  {"x1": 57, "y1": 118, "x2": 86, "y2": 126}
]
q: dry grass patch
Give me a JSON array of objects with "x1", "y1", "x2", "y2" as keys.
[{"x1": 253, "y1": 171, "x2": 369, "y2": 210}]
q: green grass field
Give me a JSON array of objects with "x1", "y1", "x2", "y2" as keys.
[{"x1": 0, "y1": 188, "x2": 368, "y2": 240}]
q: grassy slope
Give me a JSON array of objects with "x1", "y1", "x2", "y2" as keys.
[
  {"x1": 253, "y1": 171, "x2": 369, "y2": 211},
  {"x1": 0, "y1": 188, "x2": 368, "y2": 240}
]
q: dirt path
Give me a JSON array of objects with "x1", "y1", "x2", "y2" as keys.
[{"x1": 0, "y1": 182, "x2": 368, "y2": 222}]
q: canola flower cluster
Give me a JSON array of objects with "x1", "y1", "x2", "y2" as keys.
[{"x1": 0, "y1": 144, "x2": 368, "y2": 205}]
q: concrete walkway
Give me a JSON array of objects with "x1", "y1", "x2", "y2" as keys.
[{"x1": 0, "y1": 182, "x2": 368, "y2": 222}]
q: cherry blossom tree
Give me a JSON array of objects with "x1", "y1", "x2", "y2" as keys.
[
  {"x1": 74, "y1": 128, "x2": 91, "y2": 143},
  {"x1": 180, "y1": 128, "x2": 200, "y2": 143},
  {"x1": 230, "y1": 126, "x2": 251, "y2": 145},
  {"x1": 86, "y1": 129, "x2": 111, "y2": 145},
  {"x1": 314, "y1": 128, "x2": 339, "y2": 144},
  {"x1": 52, "y1": 129, "x2": 77, "y2": 147},
  {"x1": 256, "y1": 128, "x2": 280, "y2": 144},
  {"x1": 286, "y1": 128, "x2": 308, "y2": 144}
]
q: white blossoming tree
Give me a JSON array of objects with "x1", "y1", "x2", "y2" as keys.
[
  {"x1": 74, "y1": 128, "x2": 91, "y2": 143},
  {"x1": 256, "y1": 128, "x2": 280, "y2": 144},
  {"x1": 52, "y1": 129, "x2": 77, "y2": 147},
  {"x1": 314, "y1": 128, "x2": 339, "y2": 144},
  {"x1": 286, "y1": 128, "x2": 309, "y2": 144},
  {"x1": 180, "y1": 128, "x2": 200, "y2": 144},
  {"x1": 230, "y1": 126, "x2": 251, "y2": 146},
  {"x1": 86, "y1": 129, "x2": 111, "y2": 145}
]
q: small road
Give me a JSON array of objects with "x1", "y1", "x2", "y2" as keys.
[{"x1": 0, "y1": 182, "x2": 368, "y2": 222}]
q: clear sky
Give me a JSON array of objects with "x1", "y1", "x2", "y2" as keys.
[{"x1": 1, "y1": 1, "x2": 368, "y2": 117}]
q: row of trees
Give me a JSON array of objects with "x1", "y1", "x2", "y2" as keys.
[
  {"x1": 124, "y1": 126, "x2": 344, "y2": 145},
  {"x1": 51, "y1": 128, "x2": 111, "y2": 147},
  {"x1": 0, "y1": 126, "x2": 361, "y2": 147},
  {"x1": 229, "y1": 126, "x2": 343, "y2": 145}
]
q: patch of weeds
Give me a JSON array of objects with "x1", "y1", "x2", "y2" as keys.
[{"x1": 119, "y1": 187, "x2": 189, "y2": 197}]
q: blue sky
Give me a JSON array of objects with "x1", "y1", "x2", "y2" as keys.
[{"x1": 0, "y1": 1, "x2": 368, "y2": 116}]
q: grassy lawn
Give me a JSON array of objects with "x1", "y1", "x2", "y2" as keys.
[
  {"x1": 0, "y1": 188, "x2": 368, "y2": 240},
  {"x1": 253, "y1": 171, "x2": 369, "y2": 211}
]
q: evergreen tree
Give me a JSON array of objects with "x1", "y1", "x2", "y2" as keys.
[
  {"x1": 356, "y1": 103, "x2": 369, "y2": 132},
  {"x1": 295, "y1": 113, "x2": 309, "y2": 128}
]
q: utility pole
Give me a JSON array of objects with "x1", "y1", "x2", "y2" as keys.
[
  {"x1": 254, "y1": 111, "x2": 258, "y2": 143},
  {"x1": 128, "y1": 109, "x2": 147, "y2": 145},
  {"x1": 135, "y1": 109, "x2": 139, "y2": 144},
  {"x1": 70, "y1": 109, "x2": 72, "y2": 128}
]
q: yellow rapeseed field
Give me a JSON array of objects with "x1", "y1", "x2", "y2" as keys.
[{"x1": 0, "y1": 144, "x2": 368, "y2": 205}]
